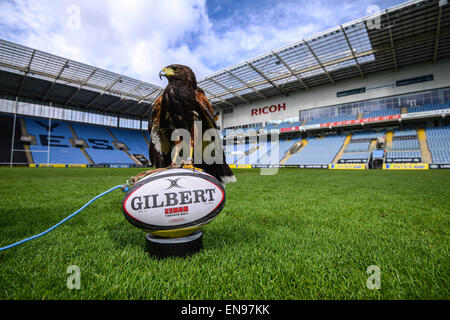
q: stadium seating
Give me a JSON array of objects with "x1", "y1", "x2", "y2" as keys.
[
  {"x1": 71, "y1": 123, "x2": 135, "y2": 164},
  {"x1": 224, "y1": 144, "x2": 239, "y2": 164},
  {"x1": 306, "y1": 115, "x2": 356, "y2": 125},
  {"x1": 362, "y1": 108, "x2": 401, "y2": 118},
  {"x1": 24, "y1": 117, "x2": 87, "y2": 164},
  {"x1": 276, "y1": 121, "x2": 302, "y2": 129},
  {"x1": 256, "y1": 141, "x2": 277, "y2": 165},
  {"x1": 109, "y1": 127, "x2": 149, "y2": 156},
  {"x1": 284, "y1": 135, "x2": 345, "y2": 165},
  {"x1": 261, "y1": 123, "x2": 279, "y2": 131},
  {"x1": 235, "y1": 141, "x2": 259, "y2": 165},
  {"x1": 386, "y1": 151, "x2": 421, "y2": 159},
  {"x1": 392, "y1": 139, "x2": 419, "y2": 150},
  {"x1": 350, "y1": 131, "x2": 385, "y2": 140},
  {"x1": 394, "y1": 129, "x2": 417, "y2": 137},
  {"x1": 426, "y1": 125, "x2": 450, "y2": 163},
  {"x1": 340, "y1": 152, "x2": 371, "y2": 161},
  {"x1": 30, "y1": 146, "x2": 87, "y2": 164},
  {"x1": 345, "y1": 142, "x2": 370, "y2": 152},
  {"x1": 257, "y1": 139, "x2": 298, "y2": 164},
  {"x1": 408, "y1": 103, "x2": 450, "y2": 113},
  {"x1": 391, "y1": 129, "x2": 420, "y2": 151}
]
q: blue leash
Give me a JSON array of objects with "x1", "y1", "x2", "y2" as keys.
[{"x1": 0, "y1": 184, "x2": 125, "y2": 252}]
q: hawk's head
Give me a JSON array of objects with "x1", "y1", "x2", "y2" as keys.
[{"x1": 159, "y1": 64, "x2": 197, "y2": 88}]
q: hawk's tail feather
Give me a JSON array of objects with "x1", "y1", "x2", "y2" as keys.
[{"x1": 197, "y1": 162, "x2": 236, "y2": 186}]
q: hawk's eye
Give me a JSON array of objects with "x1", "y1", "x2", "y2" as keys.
[{"x1": 172, "y1": 67, "x2": 178, "y2": 71}]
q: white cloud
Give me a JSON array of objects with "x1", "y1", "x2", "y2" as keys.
[{"x1": 0, "y1": 0, "x2": 400, "y2": 86}]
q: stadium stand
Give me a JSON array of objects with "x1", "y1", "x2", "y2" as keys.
[
  {"x1": 392, "y1": 129, "x2": 420, "y2": 151},
  {"x1": 386, "y1": 150, "x2": 421, "y2": 160},
  {"x1": 109, "y1": 127, "x2": 149, "y2": 156},
  {"x1": 257, "y1": 139, "x2": 298, "y2": 165},
  {"x1": 306, "y1": 115, "x2": 357, "y2": 125},
  {"x1": 426, "y1": 125, "x2": 450, "y2": 164},
  {"x1": 392, "y1": 139, "x2": 420, "y2": 150},
  {"x1": 256, "y1": 141, "x2": 277, "y2": 165},
  {"x1": 340, "y1": 152, "x2": 371, "y2": 161},
  {"x1": 350, "y1": 131, "x2": 385, "y2": 140},
  {"x1": 0, "y1": 114, "x2": 153, "y2": 165},
  {"x1": 284, "y1": 135, "x2": 345, "y2": 165},
  {"x1": 71, "y1": 122, "x2": 135, "y2": 165},
  {"x1": 24, "y1": 117, "x2": 87, "y2": 164},
  {"x1": 362, "y1": 108, "x2": 401, "y2": 118},
  {"x1": 345, "y1": 142, "x2": 370, "y2": 152},
  {"x1": 234, "y1": 141, "x2": 259, "y2": 165},
  {"x1": 407, "y1": 103, "x2": 450, "y2": 113},
  {"x1": 276, "y1": 121, "x2": 303, "y2": 129}
]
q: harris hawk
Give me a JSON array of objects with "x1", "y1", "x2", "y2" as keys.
[{"x1": 148, "y1": 64, "x2": 236, "y2": 185}]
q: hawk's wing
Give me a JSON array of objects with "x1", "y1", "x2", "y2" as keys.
[
  {"x1": 195, "y1": 87, "x2": 236, "y2": 184},
  {"x1": 195, "y1": 88, "x2": 218, "y2": 130},
  {"x1": 148, "y1": 96, "x2": 172, "y2": 168}
]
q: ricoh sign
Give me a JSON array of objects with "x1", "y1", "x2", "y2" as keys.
[{"x1": 251, "y1": 103, "x2": 286, "y2": 116}]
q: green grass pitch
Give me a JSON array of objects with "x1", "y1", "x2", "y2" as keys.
[{"x1": 0, "y1": 167, "x2": 448, "y2": 299}]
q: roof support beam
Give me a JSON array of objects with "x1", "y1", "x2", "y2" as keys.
[
  {"x1": 385, "y1": 10, "x2": 398, "y2": 70},
  {"x1": 339, "y1": 25, "x2": 364, "y2": 78},
  {"x1": 84, "y1": 76, "x2": 122, "y2": 109},
  {"x1": 387, "y1": 27, "x2": 397, "y2": 70},
  {"x1": 201, "y1": 87, "x2": 235, "y2": 108},
  {"x1": 105, "y1": 81, "x2": 145, "y2": 111},
  {"x1": 63, "y1": 68, "x2": 98, "y2": 107},
  {"x1": 206, "y1": 77, "x2": 250, "y2": 103},
  {"x1": 303, "y1": 40, "x2": 335, "y2": 85},
  {"x1": 225, "y1": 70, "x2": 267, "y2": 100},
  {"x1": 17, "y1": 49, "x2": 36, "y2": 98},
  {"x1": 42, "y1": 60, "x2": 69, "y2": 101},
  {"x1": 434, "y1": 5, "x2": 443, "y2": 63},
  {"x1": 122, "y1": 88, "x2": 163, "y2": 116},
  {"x1": 271, "y1": 50, "x2": 309, "y2": 89},
  {"x1": 246, "y1": 61, "x2": 289, "y2": 96}
]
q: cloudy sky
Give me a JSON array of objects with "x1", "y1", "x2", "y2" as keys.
[{"x1": 0, "y1": 0, "x2": 405, "y2": 86}]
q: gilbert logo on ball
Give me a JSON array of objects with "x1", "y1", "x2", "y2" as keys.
[{"x1": 122, "y1": 168, "x2": 226, "y2": 238}]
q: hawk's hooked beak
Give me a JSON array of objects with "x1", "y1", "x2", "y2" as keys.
[{"x1": 159, "y1": 67, "x2": 175, "y2": 80}]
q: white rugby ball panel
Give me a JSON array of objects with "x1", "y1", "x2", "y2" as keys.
[{"x1": 122, "y1": 169, "x2": 225, "y2": 231}]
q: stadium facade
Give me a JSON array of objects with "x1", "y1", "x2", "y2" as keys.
[{"x1": 0, "y1": 0, "x2": 449, "y2": 169}]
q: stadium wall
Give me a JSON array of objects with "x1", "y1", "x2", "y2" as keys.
[{"x1": 222, "y1": 58, "x2": 450, "y2": 128}]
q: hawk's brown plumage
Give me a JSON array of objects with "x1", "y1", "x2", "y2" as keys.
[{"x1": 148, "y1": 64, "x2": 236, "y2": 185}]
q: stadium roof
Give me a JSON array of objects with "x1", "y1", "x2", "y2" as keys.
[
  {"x1": 0, "y1": 39, "x2": 163, "y2": 118},
  {"x1": 198, "y1": 0, "x2": 450, "y2": 110},
  {"x1": 0, "y1": 0, "x2": 448, "y2": 118}
]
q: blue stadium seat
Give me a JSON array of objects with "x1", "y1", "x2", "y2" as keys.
[
  {"x1": 109, "y1": 127, "x2": 149, "y2": 156},
  {"x1": 71, "y1": 123, "x2": 135, "y2": 164},
  {"x1": 340, "y1": 152, "x2": 371, "y2": 160},
  {"x1": 24, "y1": 117, "x2": 87, "y2": 164},
  {"x1": 257, "y1": 139, "x2": 299, "y2": 165},
  {"x1": 345, "y1": 142, "x2": 370, "y2": 152},
  {"x1": 350, "y1": 131, "x2": 385, "y2": 140},
  {"x1": 386, "y1": 151, "x2": 421, "y2": 159},
  {"x1": 426, "y1": 125, "x2": 450, "y2": 164},
  {"x1": 285, "y1": 135, "x2": 345, "y2": 165},
  {"x1": 408, "y1": 103, "x2": 450, "y2": 113},
  {"x1": 362, "y1": 109, "x2": 401, "y2": 118},
  {"x1": 306, "y1": 115, "x2": 356, "y2": 125}
]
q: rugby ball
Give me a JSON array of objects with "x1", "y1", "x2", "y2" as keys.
[{"x1": 122, "y1": 168, "x2": 226, "y2": 238}]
